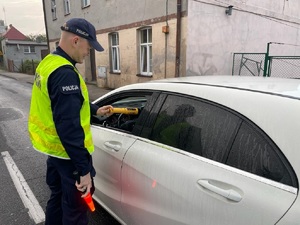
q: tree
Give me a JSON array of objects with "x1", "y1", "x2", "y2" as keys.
[{"x1": 26, "y1": 34, "x2": 47, "y2": 43}]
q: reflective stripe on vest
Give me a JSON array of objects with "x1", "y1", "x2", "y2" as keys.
[{"x1": 28, "y1": 54, "x2": 94, "y2": 159}]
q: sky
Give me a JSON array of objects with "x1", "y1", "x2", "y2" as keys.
[{"x1": 0, "y1": 0, "x2": 46, "y2": 35}]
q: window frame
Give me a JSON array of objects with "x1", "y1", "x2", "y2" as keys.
[
  {"x1": 82, "y1": 0, "x2": 90, "y2": 8},
  {"x1": 139, "y1": 27, "x2": 152, "y2": 76},
  {"x1": 51, "y1": 0, "x2": 57, "y2": 20},
  {"x1": 109, "y1": 32, "x2": 121, "y2": 73},
  {"x1": 24, "y1": 45, "x2": 36, "y2": 54},
  {"x1": 63, "y1": 0, "x2": 71, "y2": 15}
]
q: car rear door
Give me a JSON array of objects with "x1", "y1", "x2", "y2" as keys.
[
  {"x1": 120, "y1": 140, "x2": 297, "y2": 225},
  {"x1": 119, "y1": 93, "x2": 298, "y2": 225}
]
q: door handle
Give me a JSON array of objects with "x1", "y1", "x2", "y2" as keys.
[
  {"x1": 104, "y1": 141, "x2": 121, "y2": 151},
  {"x1": 197, "y1": 180, "x2": 242, "y2": 202}
]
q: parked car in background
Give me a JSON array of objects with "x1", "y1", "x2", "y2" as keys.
[{"x1": 90, "y1": 75, "x2": 300, "y2": 225}]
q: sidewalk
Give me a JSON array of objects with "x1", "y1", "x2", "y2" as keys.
[{"x1": 0, "y1": 70, "x2": 112, "y2": 101}]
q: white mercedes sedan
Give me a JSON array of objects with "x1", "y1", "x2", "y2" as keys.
[{"x1": 90, "y1": 76, "x2": 300, "y2": 225}]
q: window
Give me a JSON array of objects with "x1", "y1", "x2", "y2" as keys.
[
  {"x1": 226, "y1": 122, "x2": 297, "y2": 187},
  {"x1": 150, "y1": 95, "x2": 240, "y2": 162},
  {"x1": 149, "y1": 94, "x2": 297, "y2": 188},
  {"x1": 110, "y1": 33, "x2": 120, "y2": 73},
  {"x1": 82, "y1": 0, "x2": 90, "y2": 8},
  {"x1": 92, "y1": 93, "x2": 154, "y2": 134},
  {"x1": 24, "y1": 46, "x2": 35, "y2": 54},
  {"x1": 51, "y1": 0, "x2": 57, "y2": 20},
  {"x1": 140, "y1": 28, "x2": 152, "y2": 76},
  {"x1": 63, "y1": 0, "x2": 70, "y2": 15}
]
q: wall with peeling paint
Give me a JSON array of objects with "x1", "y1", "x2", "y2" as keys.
[{"x1": 187, "y1": 0, "x2": 300, "y2": 76}]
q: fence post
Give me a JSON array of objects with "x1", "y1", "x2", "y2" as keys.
[
  {"x1": 263, "y1": 42, "x2": 270, "y2": 77},
  {"x1": 31, "y1": 59, "x2": 34, "y2": 75}
]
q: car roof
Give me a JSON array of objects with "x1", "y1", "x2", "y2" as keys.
[{"x1": 149, "y1": 76, "x2": 300, "y2": 100}]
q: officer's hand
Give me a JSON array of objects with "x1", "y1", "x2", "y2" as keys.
[
  {"x1": 97, "y1": 105, "x2": 113, "y2": 117},
  {"x1": 75, "y1": 172, "x2": 92, "y2": 198}
]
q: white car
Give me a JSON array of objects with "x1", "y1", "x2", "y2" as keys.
[{"x1": 90, "y1": 76, "x2": 300, "y2": 225}]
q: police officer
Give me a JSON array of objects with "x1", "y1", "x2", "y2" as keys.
[{"x1": 28, "y1": 18, "x2": 113, "y2": 225}]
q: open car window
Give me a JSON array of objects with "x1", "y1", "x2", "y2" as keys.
[{"x1": 91, "y1": 91, "x2": 157, "y2": 134}]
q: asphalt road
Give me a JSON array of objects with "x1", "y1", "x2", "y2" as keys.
[{"x1": 0, "y1": 75, "x2": 120, "y2": 225}]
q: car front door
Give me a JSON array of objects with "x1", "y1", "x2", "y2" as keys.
[
  {"x1": 91, "y1": 126, "x2": 137, "y2": 220},
  {"x1": 91, "y1": 91, "x2": 159, "y2": 222}
]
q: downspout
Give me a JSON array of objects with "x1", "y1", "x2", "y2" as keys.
[
  {"x1": 175, "y1": 0, "x2": 182, "y2": 77},
  {"x1": 42, "y1": 0, "x2": 50, "y2": 53},
  {"x1": 164, "y1": 0, "x2": 169, "y2": 78}
]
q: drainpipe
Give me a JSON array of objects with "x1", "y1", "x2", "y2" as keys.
[
  {"x1": 175, "y1": 0, "x2": 182, "y2": 77},
  {"x1": 164, "y1": 0, "x2": 169, "y2": 79}
]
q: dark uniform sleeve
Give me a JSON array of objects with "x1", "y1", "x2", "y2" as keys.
[
  {"x1": 90, "y1": 103, "x2": 99, "y2": 116},
  {"x1": 48, "y1": 66, "x2": 95, "y2": 176}
]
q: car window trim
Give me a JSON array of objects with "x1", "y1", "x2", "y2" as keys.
[{"x1": 157, "y1": 81, "x2": 300, "y2": 101}]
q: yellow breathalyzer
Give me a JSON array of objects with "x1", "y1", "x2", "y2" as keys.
[{"x1": 109, "y1": 108, "x2": 139, "y2": 115}]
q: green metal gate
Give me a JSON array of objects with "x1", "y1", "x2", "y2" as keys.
[{"x1": 233, "y1": 43, "x2": 300, "y2": 78}]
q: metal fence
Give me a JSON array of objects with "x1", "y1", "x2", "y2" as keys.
[
  {"x1": 7, "y1": 59, "x2": 39, "y2": 75},
  {"x1": 269, "y1": 56, "x2": 300, "y2": 79},
  {"x1": 232, "y1": 53, "x2": 266, "y2": 77},
  {"x1": 232, "y1": 53, "x2": 300, "y2": 78}
]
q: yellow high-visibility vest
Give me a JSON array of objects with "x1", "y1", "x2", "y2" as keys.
[{"x1": 28, "y1": 54, "x2": 94, "y2": 159}]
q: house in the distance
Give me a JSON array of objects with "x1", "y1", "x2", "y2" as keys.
[{"x1": 1, "y1": 24, "x2": 48, "y2": 73}]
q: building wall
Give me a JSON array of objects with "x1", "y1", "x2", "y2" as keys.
[
  {"x1": 43, "y1": 0, "x2": 187, "y2": 88},
  {"x1": 187, "y1": 0, "x2": 300, "y2": 76},
  {"x1": 45, "y1": 0, "x2": 187, "y2": 39},
  {"x1": 96, "y1": 17, "x2": 187, "y2": 88},
  {"x1": 1, "y1": 41, "x2": 48, "y2": 71}
]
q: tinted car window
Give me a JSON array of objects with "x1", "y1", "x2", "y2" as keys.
[
  {"x1": 226, "y1": 122, "x2": 296, "y2": 187},
  {"x1": 150, "y1": 95, "x2": 240, "y2": 163}
]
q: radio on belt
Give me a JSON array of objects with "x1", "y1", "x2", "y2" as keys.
[{"x1": 109, "y1": 107, "x2": 139, "y2": 115}]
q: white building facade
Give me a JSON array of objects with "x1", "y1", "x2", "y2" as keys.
[{"x1": 187, "y1": 0, "x2": 300, "y2": 76}]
